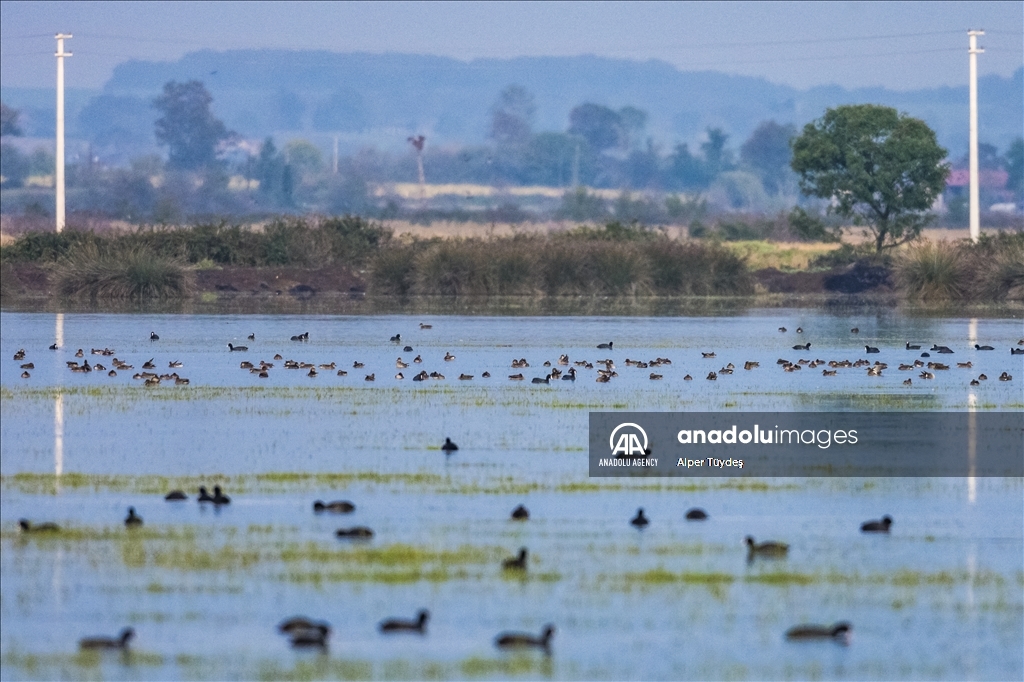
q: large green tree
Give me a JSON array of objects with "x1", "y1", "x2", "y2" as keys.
[
  {"x1": 791, "y1": 104, "x2": 949, "y2": 253},
  {"x1": 153, "y1": 81, "x2": 231, "y2": 170}
]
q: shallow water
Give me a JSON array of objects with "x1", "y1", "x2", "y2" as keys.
[{"x1": 1, "y1": 310, "x2": 1022, "y2": 681}]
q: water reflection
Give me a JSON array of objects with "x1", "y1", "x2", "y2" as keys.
[{"x1": 54, "y1": 313, "x2": 64, "y2": 481}]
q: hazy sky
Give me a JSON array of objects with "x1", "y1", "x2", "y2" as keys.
[{"x1": 1, "y1": 1, "x2": 1021, "y2": 91}]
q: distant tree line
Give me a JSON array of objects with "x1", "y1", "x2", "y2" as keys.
[{"x1": 2, "y1": 80, "x2": 1021, "y2": 231}]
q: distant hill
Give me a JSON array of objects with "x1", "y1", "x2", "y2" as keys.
[{"x1": 3, "y1": 50, "x2": 1021, "y2": 162}]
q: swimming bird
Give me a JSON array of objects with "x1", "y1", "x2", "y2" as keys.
[
  {"x1": 227, "y1": 343, "x2": 248, "y2": 352},
  {"x1": 150, "y1": 332, "x2": 159, "y2": 340},
  {"x1": 932, "y1": 345, "x2": 954, "y2": 354},
  {"x1": 999, "y1": 372, "x2": 1013, "y2": 381},
  {"x1": 124, "y1": 507, "x2": 143, "y2": 527},
  {"x1": 969, "y1": 378, "x2": 980, "y2": 386},
  {"x1": 49, "y1": 343, "x2": 58, "y2": 350},
  {"x1": 248, "y1": 333, "x2": 255, "y2": 340},
  {"x1": 906, "y1": 342, "x2": 921, "y2": 350},
  {"x1": 79, "y1": 627, "x2": 135, "y2": 650},
  {"x1": 336, "y1": 526, "x2": 374, "y2": 538},
  {"x1": 1012, "y1": 348, "x2": 1024, "y2": 355},
  {"x1": 596, "y1": 341, "x2": 613, "y2": 350},
  {"x1": 394, "y1": 372, "x2": 404, "y2": 380},
  {"x1": 379, "y1": 609, "x2": 430, "y2": 634},
  {"x1": 561, "y1": 367, "x2": 577, "y2": 381},
  {"x1": 706, "y1": 371, "x2": 718, "y2": 380},
  {"x1": 420, "y1": 323, "x2": 432, "y2": 329},
  {"x1": 850, "y1": 328, "x2": 859, "y2": 334},
  {"x1": 796, "y1": 327, "x2": 803, "y2": 333},
  {"x1": 20, "y1": 371, "x2": 29, "y2": 378},
  {"x1": 212, "y1": 486, "x2": 231, "y2": 505},
  {"x1": 441, "y1": 437, "x2": 459, "y2": 453},
  {"x1": 396, "y1": 358, "x2": 409, "y2": 368},
  {"x1": 19, "y1": 519, "x2": 60, "y2": 533},
  {"x1": 313, "y1": 500, "x2": 355, "y2": 513},
  {"x1": 978, "y1": 373, "x2": 988, "y2": 380},
  {"x1": 865, "y1": 346, "x2": 880, "y2": 353},
  {"x1": 365, "y1": 373, "x2": 375, "y2": 381},
  {"x1": 495, "y1": 624, "x2": 555, "y2": 651},
  {"x1": 650, "y1": 373, "x2": 663, "y2": 380},
  {"x1": 701, "y1": 351, "x2": 716, "y2": 358},
  {"x1": 13, "y1": 349, "x2": 25, "y2": 360},
  {"x1": 458, "y1": 373, "x2": 473, "y2": 380},
  {"x1": 390, "y1": 334, "x2": 401, "y2": 343},
  {"x1": 745, "y1": 536, "x2": 788, "y2": 557},
  {"x1": 278, "y1": 616, "x2": 322, "y2": 633},
  {"x1": 75, "y1": 349, "x2": 84, "y2": 357},
  {"x1": 168, "y1": 360, "x2": 182, "y2": 368},
  {"x1": 511, "y1": 504, "x2": 530, "y2": 520},
  {"x1": 975, "y1": 344, "x2": 994, "y2": 351},
  {"x1": 444, "y1": 352, "x2": 456, "y2": 361},
  {"x1": 685, "y1": 508, "x2": 708, "y2": 520},
  {"x1": 403, "y1": 345, "x2": 414, "y2": 352},
  {"x1": 778, "y1": 327, "x2": 787, "y2": 333},
  {"x1": 508, "y1": 373, "x2": 524, "y2": 381},
  {"x1": 198, "y1": 486, "x2": 214, "y2": 502},
  {"x1": 165, "y1": 490, "x2": 187, "y2": 501},
  {"x1": 502, "y1": 547, "x2": 528, "y2": 570},
  {"x1": 860, "y1": 515, "x2": 893, "y2": 532},
  {"x1": 785, "y1": 622, "x2": 851, "y2": 642},
  {"x1": 142, "y1": 359, "x2": 156, "y2": 369},
  {"x1": 904, "y1": 378, "x2": 912, "y2": 386},
  {"x1": 290, "y1": 623, "x2": 330, "y2": 648},
  {"x1": 482, "y1": 371, "x2": 491, "y2": 378},
  {"x1": 793, "y1": 343, "x2": 811, "y2": 351},
  {"x1": 531, "y1": 375, "x2": 550, "y2": 384},
  {"x1": 630, "y1": 508, "x2": 650, "y2": 528}
]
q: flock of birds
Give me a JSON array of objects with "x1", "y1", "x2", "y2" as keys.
[
  {"x1": 8, "y1": 322, "x2": 1022, "y2": 657},
  {"x1": 19, "y1": 487, "x2": 893, "y2": 651},
  {"x1": 13, "y1": 325, "x2": 1020, "y2": 388}
]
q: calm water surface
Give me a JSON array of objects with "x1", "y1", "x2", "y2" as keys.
[{"x1": 1, "y1": 310, "x2": 1021, "y2": 681}]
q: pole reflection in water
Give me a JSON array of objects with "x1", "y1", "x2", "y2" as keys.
[
  {"x1": 967, "y1": 392, "x2": 976, "y2": 505},
  {"x1": 55, "y1": 313, "x2": 64, "y2": 482}
]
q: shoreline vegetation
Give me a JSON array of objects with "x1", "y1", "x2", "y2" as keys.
[{"x1": 1, "y1": 216, "x2": 1021, "y2": 305}]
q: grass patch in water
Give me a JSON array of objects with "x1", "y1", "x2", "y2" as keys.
[
  {"x1": 555, "y1": 479, "x2": 788, "y2": 493},
  {"x1": 1, "y1": 524, "x2": 199, "y2": 542},
  {"x1": 3, "y1": 471, "x2": 793, "y2": 496},
  {"x1": 1, "y1": 649, "x2": 165, "y2": 675},
  {"x1": 461, "y1": 655, "x2": 554, "y2": 677}
]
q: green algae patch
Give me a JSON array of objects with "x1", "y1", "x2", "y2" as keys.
[
  {"x1": 746, "y1": 571, "x2": 815, "y2": 586},
  {"x1": 606, "y1": 567, "x2": 1008, "y2": 590},
  {"x1": 555, "y1": 479, "x2": 792, "y2": 493},
  {"x1": 1, "y1": 649, "x2": 165, "y2": 676},
  {"x1": 624, "y1": 569, "x2": 736, "y2": 585},
  {"x1": 1, "y1": 524, "x2": 200, "y2": 543},
  {"x1": 461, "y1": 655, "x2": 555, "y2": 678},
  {"x1": 253, "y1": 658, "x2": 374, "y2": 682}
]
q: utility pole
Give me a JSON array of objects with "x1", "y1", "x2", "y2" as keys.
[
  {"x1": 55, "y1": 33, "x2": 72, "y2": 233},
  {"x1": 332, "y1": 135, "x2": 339, "y2": 175},
  {"x1": 968, "y1": 29, "x2": 984, "y2": 243}
]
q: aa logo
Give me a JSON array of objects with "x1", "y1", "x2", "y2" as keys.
[{"x1": 610, "y1": 423, "x2": 648, "y2": 456}]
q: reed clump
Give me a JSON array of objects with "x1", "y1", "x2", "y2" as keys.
[
  {"x1": 897, "y1": 232, "x2": 1024, "y2": 301},
  {"x1": 53, "y1": 244, "x2": 196, "y2": 300},
  {"x1": 371, "y1": 224, "x2": 752, "y2": 297}
]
